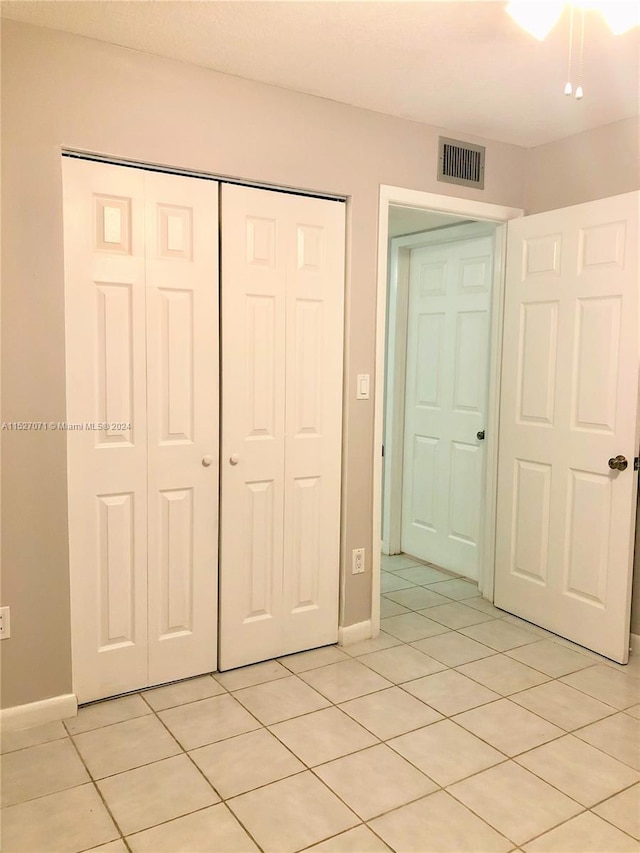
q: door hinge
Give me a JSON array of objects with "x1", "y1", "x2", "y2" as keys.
[{"x1": 634, "y1": 457, "x2": 639, "y2": 471}]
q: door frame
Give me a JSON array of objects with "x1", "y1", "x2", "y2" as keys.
[
  {"x1": 372, "y1": 186, "x2": 523, "y2": 634},
  {"x1": 383, "y1": 220, "x2": 500, "y2": 560}
]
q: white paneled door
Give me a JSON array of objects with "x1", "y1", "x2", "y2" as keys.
[
  {"x1": 401, "y1": 235, "x2": 494, "y2": 578},
  {"x1": 63, "y1": 159, "x2": 218, "y2": 702},
  {"x1": 495, "y1": 192, "x2": 639, "y2": 663},
  {"x1": 219, "y1": 185, "x2": 345, "y2": 670}
]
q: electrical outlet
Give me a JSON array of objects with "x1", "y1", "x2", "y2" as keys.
[
  {"x1": 0, "y1": 607, "x2": 10, "y2": 639},
  {"x1": 352, "y1": 547, "x2": 365, "y2": 574}
]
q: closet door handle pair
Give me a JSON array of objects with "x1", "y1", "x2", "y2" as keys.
[{"x1": 202, "y1": 454, "x2": 240, "y2": 467}]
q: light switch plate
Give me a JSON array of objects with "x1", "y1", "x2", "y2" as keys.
[{"x1": 356, "y1": 374, "x2": 370, "y2": 400}]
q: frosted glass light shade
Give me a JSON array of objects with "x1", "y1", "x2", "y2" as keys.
[{"x1": 506, "y1": 2, "x2": 565, "y2": 40}]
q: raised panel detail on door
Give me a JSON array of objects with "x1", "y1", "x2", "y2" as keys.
[
  {"x1": 98, "y1": 492, "x2": 135, "y2": 648},
  {"x1": 517, "y1": 301, "x2": 558, "y2": 426},
  {"x1": 220, "y1": 185, "x2": 344, "y2": 670},
  {"x1": 158, "y1": 488, "x2": 194, "y2": 638},
  {"x1": 496, "y1": 192, "x2": 639, "y2": 662},
  {"x1": 511, "y1": 460, "x2": 551, "y2": 585},
  {"x1": 159, "y1": 289, "x2": 194, "y2": 443},
  {"x1": 572, "y1": 297, "x2": 621, "y2": 432},
  {"x1": 564, "y1": 470, "x2": 611, "y2": 605},
  {"x1": 95, "y1": 282, "x2": 134, "y2": 444},
  {"x1": 401, "y1": 232, "x2": 494, "y2": 579}
]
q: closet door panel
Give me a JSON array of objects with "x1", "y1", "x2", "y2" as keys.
[
  {"x1": 145, "y1": 172, "x2": 219, "y2": 685},
  {"x1": 63, "y1": 158, "x2": 148, "y2": 703},
  {"x1": 219, "y1": 185, "x2": 286, "y2": 669}
]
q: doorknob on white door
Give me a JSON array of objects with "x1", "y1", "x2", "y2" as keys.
[
  {"x1": 229, "y1": 453, "x2": 240, "y2": 466},
  {"x1": 202, "y1": 455, "x2": 214, "y2": 467}
]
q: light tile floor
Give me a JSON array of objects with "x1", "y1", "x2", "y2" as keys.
[{"x1": 2, "y1": 554, "x2": 640, "y2": 852}]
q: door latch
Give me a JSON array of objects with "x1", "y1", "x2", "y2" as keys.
[
  {"x1": 635, "y1": 457, "x2": 639, "y2": 471},
  {"x1": 476, "y1": 430, "x2": 485, "y2": 441}
]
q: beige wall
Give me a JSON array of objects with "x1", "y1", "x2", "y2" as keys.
[
  {"x1": 0, "y1": 21, "x2": 527, "y2": 709},
  {"x1": 525, "y1": 116, "x2": 640, "y2": 214}
]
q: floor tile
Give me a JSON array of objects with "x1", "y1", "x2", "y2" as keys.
[
  {"x1": 384, "y1": 587, "x2": 451, "y2": 610},
  {"x1": 395, "y1": 565, "x2": 455, "y2": 585},
  {"x1": 158, "y1": 693, "x2": 260, "y2": 750},
  {"x1": 228, "y1": 771, "x2": 358, "y2": 853},
  {"x1": 142, "y1": 674, "x2": 225, "y2": 711},
  {"x1": 575, "y1": 713, "x2": 640, "y2": 769},
  {"x1": 381, "y1": 554, "x2": 423, "y2": 571},
  {"x1": 97, "y1": 754, "x2": 218, "y2": 835},
  {"x1": 1, "y1": 721, "x2": 67, "y2": 754},
  {"x1": 314, "y1": 744, "x2": 436, "y2": 820},
  {"x1": 379, "y1": 597, "x2": 410, "y2": 617},
  {"x1": 626, "y1": 704, "x2": 640, "y2": 719},
  {"x1": 460, "y1": 620, "x2": 540, "y2": 652},
  {"x1": 358, "y1": 645, "x2": 446, "y2": 683},
  {"x1": 190, "y1": 728, "x2": 304, "y2": 798},
  {"x1": 86, "y1": 841, "x2": 129, "y2": 852},
  {"x1": 269, "y1": 706, "x2": 377, "y2": 766},
  {"x1": 126, "y1": 803, "x2": 259, "y2": 852},
  {"x1": 561, "y1": 665, "x2": 640, "y2": 710},
  {"x1": 426, "y1": 579, "x2": 480, "y2": 600},
  {"x1": 449, "y1": 761, "x2": 582, "y2": 846},
  {"x1": 510, "y1": 680, "x2": 615, "y2": 731},
  {"x1": 370, "y1": 790, "x2": 513, "y2": 853},
  {"x1": 412, "y1": 631, "x2": 495, "y2": 666},
  {"x1": 306, "y1": 825, "x2": 392, "y2": 851},
  {"x1": 522, "y1": 811, "x2": 638, "y2": 852},
  {"x1": 234, "y1": 674, "x2": 330, "y2": 724},
  {"x1": 389, "y1": 719, "x2": 504, "y2": 786},
  {"x1": 424, "y1": 601, "x2": 496, "y2": 630},
  {"x1": 402, "y1": 669, "x2": 500, "y2": 716},
  {"x1": 1, "y1": 737, "x2": 89, "y2": 806},
  {"x1": 454, "y1": 698, "x2": 564, "y2": 756},
  {"x1": 214, "y1": 659, "x2": 291, "y2": 691},
  {"x1": 340, "y1": 631, "x2": 402, "y2": 657},
  {"x1": 463, "y1": 597, "x2": 508, "y2": 617},
  {"x1": 73, "y1": 714, "x2": 180, "y2": 779},
  {"x1": 381, "y1": 573, "x2": 415, "y2": 593},
  {"x1": 593, "y1": 783, "x2": 640, "y2": 839},
  {"x1": 605, "y1": 652, "x2": 640, "y2": 680},
  {"x1": 506, "y1": 641, "x2": 595, "y2": 677},
  {"x1": 1, "y1": 783, "x2": 119, "y2": 853},
  {"x1": 516, "y1": 735, "x2": 638, "y2": 806},
  {"x1": 457, "y1": 653, "x2": 549, "y2": 694},
  {"x1": 499, "y1": 614, "x2": 559, "y2": 639},
  {"x1": 380, "y1": 612, "x2": 449, "y2": 642},
  {"x1": 65, "y1": 694, "x2": 151, "y2": 735},
  {"x1": 278, "y1": 645, "x2": 350, "y2": 673},
  {"x1": 300, "y1": 660, "x2": 392, "y2": 704},
  {"x1": 339, "y1": 686, "x2": 442, "y2": 740}
]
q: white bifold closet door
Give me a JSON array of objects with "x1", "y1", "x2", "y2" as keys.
[
  {"x1": 219, "y1": 184, "x2": 345, "y2": 670},
  {"x1": 63, "y1": 158, "x2": 219, "y2": 703}
]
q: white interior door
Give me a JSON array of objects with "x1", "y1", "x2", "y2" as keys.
[
  {"x1": 219, "y1": 184, "x2": 345, "y2": 670},
  {"x1": 145, "y1": 171, "x2": 219, "y2": 686},
  {"x1": 495, "y1": 192, "x2": 639, "y2": 663},
  {"x1": 64, "y1": 159, "x2": 219, "y2": 702},
  {"x1": 401, "y1": 234, "x2": 494, "y2": 579}
]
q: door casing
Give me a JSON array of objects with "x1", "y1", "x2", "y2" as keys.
[{"x1": 373, "y1": 186, "x2": 523, "y2": 634}]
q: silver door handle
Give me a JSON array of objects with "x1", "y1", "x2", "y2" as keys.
[{"x1": 608, "y1": 455, "x2": 628, "y2": 471}]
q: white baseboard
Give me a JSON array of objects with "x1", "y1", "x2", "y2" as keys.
[
  {"x1": 0, "y1": 693, "x2": 77, "y2": 733},
  {"x1": 338, "y1": 620, "x2": 373, "y2": 646},
  {"x1": 631, "y1": 633, "x2": 640, "y2": 654}
]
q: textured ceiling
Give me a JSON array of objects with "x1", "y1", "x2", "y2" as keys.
[{"x1": 2, "y1": 0, "x2": 639, "y2": 148}]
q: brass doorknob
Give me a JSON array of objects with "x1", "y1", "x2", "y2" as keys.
[{"x1": 608, "y1": 455, "x2": 628, "y2": 471}]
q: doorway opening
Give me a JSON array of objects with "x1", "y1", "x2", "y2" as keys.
[{"x1": 372, "y1": 187, "x2": 524, "y2": 635}]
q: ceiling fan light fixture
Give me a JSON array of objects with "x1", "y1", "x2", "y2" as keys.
[
  {"x1": 594, "y1": 1, "x2": 640, "y2": 35},
  {"x1": 506, "y1": 1, "x2": 565, "y2": 40}
]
